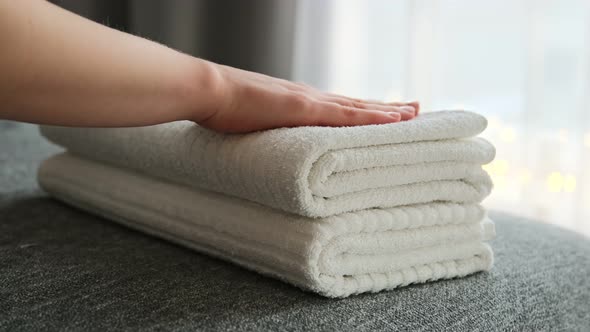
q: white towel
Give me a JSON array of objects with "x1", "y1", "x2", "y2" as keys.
[
  {"x1": 41, "y1": 111, "x2": 495, "y2": 218},
  {"x1": 38, "y1": 153, "x2": 495, "y2": 298}
]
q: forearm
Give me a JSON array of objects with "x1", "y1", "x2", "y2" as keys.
[
  {"x1": 0, "y1": 1, "x2": 419, "y2": 132},
  {"x1": 0, "y1": 0, "x2": 219, "y2": 127}
]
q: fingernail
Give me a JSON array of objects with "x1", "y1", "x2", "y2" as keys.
[
  {"x1": 389, "y1": 113, "x2": 401, "y2": 120},
  {"x1": 400, "y1": 105, "x2": 416, "y2": 114}
]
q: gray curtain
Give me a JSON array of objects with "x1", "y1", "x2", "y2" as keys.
[{"x1": 51, "y1": 0, "x2": 297, "y2": 79}]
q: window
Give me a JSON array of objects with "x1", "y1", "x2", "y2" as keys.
[{"x1": 294, "y1": 0, "x2": 590, "y2": 235}]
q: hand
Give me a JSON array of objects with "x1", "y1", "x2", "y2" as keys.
[
  {"x1": 0, "y1": 1, "x2": 418, "y2": 131},
  {"x1": 193, "y1": 62, "x2": 419, "y2": 133}
]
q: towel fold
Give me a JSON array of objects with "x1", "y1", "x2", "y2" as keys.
[
  {"x1": 41, "y1": 111, "x2": 495, "y2": 218},
  {"x1": 39, "y1": 153, "x2": 495, "y2": 298}
]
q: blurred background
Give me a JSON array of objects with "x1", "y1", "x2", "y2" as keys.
[{"x1": 53, "y1": 0, "x2": 590, "y2": 236}]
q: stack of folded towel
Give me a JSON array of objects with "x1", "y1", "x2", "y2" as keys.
[{"x1": 38, "y1": 110, "x2": 495, "y2": 298}]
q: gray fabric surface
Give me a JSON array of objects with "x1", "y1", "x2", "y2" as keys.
[{"x1": 1, "y1": 120, "x2": 590, "y2": 331}]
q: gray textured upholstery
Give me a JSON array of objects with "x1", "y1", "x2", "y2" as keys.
[{"x1": 1, "y1": 121, "x2": 590, "y2": 331}]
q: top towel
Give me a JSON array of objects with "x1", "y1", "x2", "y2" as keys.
[{"x1": 41, "y1": 110, "x2": 495, "y2": 218}]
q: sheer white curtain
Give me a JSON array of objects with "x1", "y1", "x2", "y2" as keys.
[{"x1": 293, "y1": 0, "x2": 590, "y2": 236}]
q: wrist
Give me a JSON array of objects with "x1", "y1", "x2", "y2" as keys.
[{"x1": 175, "y1": 57, "x2": 226, "y2": 123}]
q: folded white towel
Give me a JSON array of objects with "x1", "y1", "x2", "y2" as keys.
[
  {"x1": 38, "y1": 153, "x2": 495, "y2": 298},
  {"x1": 41, "y1": 111, "x2": 495, "y2": 218}
]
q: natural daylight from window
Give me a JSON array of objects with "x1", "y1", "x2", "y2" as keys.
[{"x1": 293, "y1": 0, "x2": 590, "y2": 236}]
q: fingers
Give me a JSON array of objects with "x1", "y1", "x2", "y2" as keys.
[
  {"x1": 322, "y1": 92, "x2": 411, "y2": 105},
  {"x1": 317, "y1": 104, "x2": 402, "y2": 126},
  {"x1": 315, "y1": 91, "x2": 420, "y2": 117},
  {"x1": 405, "y1": 101, "x2": 420, "y2": 115},
  {"x1": 322, "y1": 93, "x2": 395, "y2": 105},
  {"x1": 321, "y1": 97, "x2": 416, "y2": 120},
  {"x1": 298, "y1": 101, "x2": 403, "y2": 127},
  {"x1": 284, "y1": 81, "x2": 421, "y2": 117}
]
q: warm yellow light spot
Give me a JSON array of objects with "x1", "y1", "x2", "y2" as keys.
[
  {"x1": 546, "y1": 172, "x2": 563, "y2": 192},
  {"x1": 500, "y1": 127, "x2": 516, "y2": 143},
  {"x1": 564, "y1": 175, "x2": 576, "y2": 192},
  {"x1": 584, "y1": 133, "x2": 590, "y2": 148},
  {"x1": 483, "y1": 159, "x2": 510, "y2": 177},
  {"x1": 494, "y1": 159, "x2": 509, "y2": 176},
  {"x1": 518, "y1": 168, "x2": 532, "y2": 185},
  {"x1": 558, "y1": 129, "x2": 569, "y2": 143},
  {"x1": 493, "y1": 175, "x2": 507, "y2": 190}
]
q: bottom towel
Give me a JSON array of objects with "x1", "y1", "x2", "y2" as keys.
[{"x1": 38, "y1": 153, "x2": 495, "y2": 298}]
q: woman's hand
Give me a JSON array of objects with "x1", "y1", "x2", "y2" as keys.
[
  {"x1": 0, "y1": 0, "x2": 418, "y2": 133},
  {"x1": 192, "y1": 62, "x2": 419, "y2": 133}
]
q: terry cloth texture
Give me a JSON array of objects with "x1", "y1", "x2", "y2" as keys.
[
  {"x1": 38, "y1": 153, "x2": 495, "y2": 298},
  {"x1": 40, "y1": 111, "x2": 495, "y2": 218},
  {"x1": 2, "y1": 120, "x2": 590, "y2": 330}
]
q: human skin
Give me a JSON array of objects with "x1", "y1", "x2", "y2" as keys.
[{"x1": 0, "y1": 0, "x2": 418, "y2": 133}]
